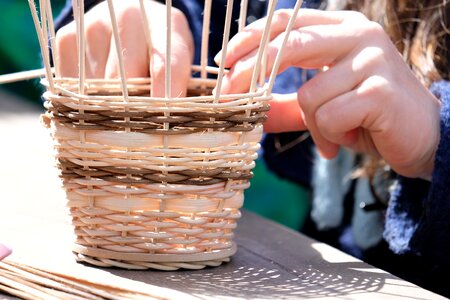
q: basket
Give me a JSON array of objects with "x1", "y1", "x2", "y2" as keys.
[{"x1": 30, "y1": 0, "x2": 301, "y2": 270}]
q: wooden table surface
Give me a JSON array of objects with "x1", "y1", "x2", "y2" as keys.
[{"x1": 0, "y1": 90, "x2": 444, "y2": 299}]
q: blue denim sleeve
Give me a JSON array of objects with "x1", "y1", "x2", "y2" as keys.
[{"x1": 384, "y1": 80, "x2": 450, "y2": 267}]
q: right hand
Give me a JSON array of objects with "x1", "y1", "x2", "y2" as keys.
[
  {"x1": 216, "y1": 9, "x2": 441, "y2": 179},
  {"x1": 55, "y1": 0, "x2": 194, "y2": 97}
]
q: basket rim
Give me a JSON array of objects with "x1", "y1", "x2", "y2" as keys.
[{"x1": 73, "y1": 243, "x2": 237, "y2": 263}]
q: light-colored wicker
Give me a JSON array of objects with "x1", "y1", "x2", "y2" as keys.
[
  {"x1": 42, "y1": 77, "x2": 265, "y2": 270},
  {"x1": 28, "y1": 0, "x2": 302, "y2": 270}
]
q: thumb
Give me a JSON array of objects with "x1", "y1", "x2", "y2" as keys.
[{"x1": 264, "y1": 93, "x2": 307, "y2": 133}]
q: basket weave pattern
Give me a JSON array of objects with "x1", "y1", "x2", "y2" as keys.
[
  {"x1": 28, "y1": 0, "x2": 302, "y2": 270},
  {"x1": 43, "y1": 76, "x2": 268, "y2": 270}
]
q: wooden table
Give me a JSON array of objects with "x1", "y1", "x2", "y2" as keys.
[{"x1": 0, "y1": 91, "x2": 445, "y2": 299}]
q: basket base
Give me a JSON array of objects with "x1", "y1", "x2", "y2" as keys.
[{"x1": 73, "y1": 243, "x2": 237, "y2": 270}]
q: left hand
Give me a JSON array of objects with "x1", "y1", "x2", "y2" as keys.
[
  {"x1": 56, "y1": 0, "x2": 194, "y2": 97},
  {"x1": 216, "y1": 9, "x2": 441, "y2": 180}
]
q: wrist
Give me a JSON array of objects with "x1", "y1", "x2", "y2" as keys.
[
  {"x1": 392, "y1": 88, "x2": 441, "y2": 180},
  {"x1": 420, "y1": 101, "x2": 441, "y2": 181},
  {"x1": 416, "y1": 99, "x2": 441, "y2": 181}
]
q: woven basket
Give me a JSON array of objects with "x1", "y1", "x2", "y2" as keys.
[
  {"x1": 30, "y1": 0, "x2": 301, "y2": 270},
  {"x1": 41, "y1": 75, "x2": 268, "y2": 270}
]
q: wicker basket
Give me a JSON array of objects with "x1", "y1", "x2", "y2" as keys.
[
  {"x1": 41, "y1": 75, "x2": 268, "y2": 270},
  {"x1": 30, "y1": 0, "x2": 301, "y2": 270}
]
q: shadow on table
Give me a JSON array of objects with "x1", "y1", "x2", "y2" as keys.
[
  {"x1": 110, "y1": 244, "x2": 422, "y2": 300},
  {"x1": 163, "y1": 264, "x2": 386, "y2": 299},
  {"x1": 106, "y1": 211, "x2": 433, "y2": 299}
]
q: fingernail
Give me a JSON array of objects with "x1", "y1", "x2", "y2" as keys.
[
  {"x1": 317, "y1": 143, "x2": 339, "y2": 159},
  {"x1": 220, "y1": 76, "x2": 230, "y2": 94},
  {"x1": 343, "y1": 130, "x2": 358, "y2": 146},
  {"x1": 214, "y1": 51, "x2": 222, "y2": 65},
  {"x1": 0, "y1": 243, "x2": 12, "y2": 260}
]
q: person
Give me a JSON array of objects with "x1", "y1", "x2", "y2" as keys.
[
  {"x1": 218, "y1": 1, "x2": 450, "y2": 296},
  {"x1": 54, "y1": 0, "x2": 449, "y2": 296}
]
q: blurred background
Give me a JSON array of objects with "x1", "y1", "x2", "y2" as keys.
[
  {"x1": 0, "y1": 0, "x2": 310, "y2": 231},
  {"x1": 0, "y1": 1, "x2": 65, "y2": 106}
]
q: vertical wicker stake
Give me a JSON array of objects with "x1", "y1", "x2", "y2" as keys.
[
  {"x1": 267, "y1": 0, "x2": 303, "y2": 94},
  {"x1": 72, "y1": 0, "x2": 86, "y2": 95},
  {"x1": 106, "y1": 0, "x2": 129, "y2": 101},
  {"x1": 45, "y1": 0, "x2": 59, "y2": 78},
  {"x1": 139, "y1": 0, "x2": 153, "y2": 96},
  {"x1": 28, "y1": 0, "x2": 54, "y2": 93},
  {"x1": 259, "y1": 0, "x2": 274, "y2": 86},
  {"x1": 159, "y1": 0, "x2": 173, "y2": 248},
  {"x1": 200, "y1": 0, "x2": 212, "y2": 94},
  {"x1": 238, "y1": 0, "x2": 249, "y2": 32},
  {"x1": 212, "y1": 0, "x2": 234, "y2": 212},
  {"x1": 39, "y1": 0, "x2": 49, "y2": 68},
  {"x1": 31, "y1": 0, "x2": 302, "y2": 270},
  {"x1": 249, "y1": 0, "x2": 278, "y2": 93}
]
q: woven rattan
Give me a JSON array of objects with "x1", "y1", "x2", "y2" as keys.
[{"x1": 28, "y1": 0, "x2": 302, "y2": 270}]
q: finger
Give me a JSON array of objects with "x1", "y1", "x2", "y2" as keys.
[
  {"x1": 297, "y1": 50, "x2": 368, "y2": 121},
  {"x1": 55, "y1": 22, "x2": 78, "y2": 77},
  {"x1": 298, "y1": 47, "x2": 386, "y2": 113},
  {"x1": 300, "y1": 99, "x2": 340, "y2": 159},
  {"x1": 105, "y1": 5, "x2": 149, "y2": 79},
  {"x1": 217, "y1": 9, "x2": 295, "y2": 68},
  {"x1": 295, "y1": 51, "x2": 377, "y2": 158},
  {"x1": 221, "y1": 23, "x2": 362, "y2": 94},
  {"x1": 219, "y1": 9, "x2": 366, "y2": 67},
  {"x1": 314, "y1": 78, "x2": 384, "y2": 154},
  {"x1": 264, "y1": 93, "x2": 307, "y2": 133},
  {"x1": 84, "y1": 15, "x2": 111, "y2": 78},
  {"x1": 219, "y1": 50, "x2": 257, "y2": 94},
  {"x1": 148, "y1": 7, "x2": 193, "y2": 97},
  {"x1": 315, "y1": 92, "x2": 375, "y2": 146}
]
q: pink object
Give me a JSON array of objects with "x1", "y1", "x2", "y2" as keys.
[{"x1": 0, "y1": 243, "x2": 12, "y2": 260}]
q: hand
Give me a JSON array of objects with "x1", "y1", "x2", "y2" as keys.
[
  {"x1": 217, "y1": 9, "x2": 441, "y2": 179},
  {"x1": 55, "y1": 0, "x2": 194, "y2": 97}
]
